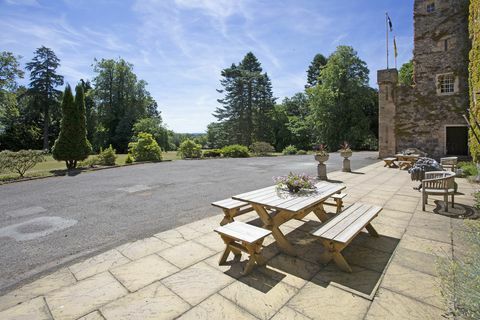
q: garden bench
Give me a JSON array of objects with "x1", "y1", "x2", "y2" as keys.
[
  {"x1": 422, "y1": 171, "x2": 455, "y2": 212},
  {"x1": 311, "y1": 202, "x2": 382, "y2": 272},
  {"x1": 440, "y1": 157, "x2": 458, "y2": 172},
  {"x1": 383, "y1": 157, "x2": 398, "y2": 168},
  {"x1": 212, "y1": 198, "x2": 254, "y2": 226},
  {"x1": 214, "y1": 221, "x2": 272, "y2": 275},
  {"x1": 322, "y1": 193, "x2": 347, "y2": 214},
  {"x1": 398, "y1": 160, "x2": 413, "y2": 170}
]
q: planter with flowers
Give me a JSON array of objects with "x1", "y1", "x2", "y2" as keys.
[
  {"x1": 339, "y1": 141, "x2": 352, "y2": 172},
  {"x1": 274, "y1": 172, "x2": 316, "y2": 193},
  {"x1": 314, "y1": 144, "x2": 329, "y2": 180}
]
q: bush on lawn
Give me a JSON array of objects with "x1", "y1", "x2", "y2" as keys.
[
  {"x1": 79, "y1": 156, "x2": 99, "y2": 168},
  {"x1": 0, "y1": 150, "x2": 45, "y2": 177},
  {"x1": 221, "y1": 145, "x2": 250, "y2": 158},
  {"x1": 282, "y1": 145, "x2": 298, "y2": 155},
  {"x1": 128, "y1": 132, "x2": 163, "y2": 162},
  {"x1": 203, "y1": 149, "x2": 222, "y2": 158},
  {"x1": 458, "y1": 162, "x2": 478, "y2": 177},
  {"x1": 297, "y1": 149, "x2": 307, "y2": 155},
  {"x1": 125, "y1": 154, "x2": 134, "y2": 164},
  {"x1": 178, "y1": 139, "x2": 202, "y2": 159},
  {"x1": 250, "y1": 141, "x2": 275, "y2": 156},
  {"x1": 98, "y1": 145, "x2": 117, "y2": 166}
]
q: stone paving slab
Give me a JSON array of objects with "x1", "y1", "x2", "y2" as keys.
[{"x1": 0, "y1": 161, "x2": 476, "y2": 319}]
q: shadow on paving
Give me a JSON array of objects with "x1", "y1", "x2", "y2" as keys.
[
  {"x1": 217, "y1": 218, "x2": 401, "y2": 300},
  {"x1": 432, "y1": 200, "x2": 479, "y2": 219}
]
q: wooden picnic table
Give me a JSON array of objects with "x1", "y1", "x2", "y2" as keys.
[
  {"x1": 395, "y1": 154, "x2": 420, "y2": 170},
  {"x1": 232, "y1": 181, "x2": 346, "y2": 256}
]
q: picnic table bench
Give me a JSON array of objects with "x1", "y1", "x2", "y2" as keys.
[
  {"x1": 231, "y1": 182, "x2": 346, "y2": 256},
  {"x1": 311, "y1": 202, "x2": 382, "y2": 272},
  {"x1": 214, "y1": 221, "x2": 271, "y2": 275},
  {"x1": 383, "y1": 157, "x2": 398, "y2": 168}
]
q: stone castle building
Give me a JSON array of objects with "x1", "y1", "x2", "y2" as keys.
[{"x1": 378, "y1": 0, "x2": 470, "y2": 159}]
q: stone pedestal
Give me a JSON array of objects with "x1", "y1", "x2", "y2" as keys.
[
  {"x1": 317, "y1": 163, "x2": 327, "y2": 180},
  {"x1": 342, "y1": 158, "x2": 351, "y2": 172}
]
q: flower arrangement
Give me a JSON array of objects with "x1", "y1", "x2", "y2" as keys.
[
  {"x1": 338, "y1": 141, "x2": 351, "y2": 152},
  {"x1": 315, "y1": 144, "x2": 329, "y2": 157},
  {"x1": 274, "y1": 172, "x2": 316, "y2": 193}
]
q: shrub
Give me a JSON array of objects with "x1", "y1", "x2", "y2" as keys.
[
  {"x1": 221, "y1": 145, "x2": 250, "y2": 158},
  {"x1": 125, "y1": 154, "x2": 133, "y2": 164},
  {"x1": 79, "y1": 156, "x2": 99, "y2": 168},
  {"x1": 250, "y1": 142, "x2": 275, "y2": 156},
  {"x1": 178, "y1": 139, "x2": 202, "y2": 159},
  {"x1": 297, "y1": 150, "x2": 307, "y2": 155},
  {"x1": 98, "y1": 145, "x2": 117, "y2": 166},
  {"x1": 458, "y1": 162, "x2": 478, "y2": 177},
  {"x1": 203, "y1": 149, "x2": 222, "y2": 158},
  {"x1": 437, "y1": 220, "x2": 480, "y2": 319},
  {"x1": 0, "y1": 150, "x2": 45, "y2": 177},
  {"x1": 282, "y1": 145, "x2": 298, "y2": 155},
  {"x1": 128, "y1": 132, "x2": 163, "y2": 162}
]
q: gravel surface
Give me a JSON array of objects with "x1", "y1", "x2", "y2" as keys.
[{"x1": 0, "y1": 151, "x2": 379, "y2": 293}]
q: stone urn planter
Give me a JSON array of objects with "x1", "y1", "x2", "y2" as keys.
[
  {"x1": 340, "y1": 150, "x2": 352, "y2": 172},
  {"x1": 314, "y1": 153, "x2": 329, "y2": 180}
]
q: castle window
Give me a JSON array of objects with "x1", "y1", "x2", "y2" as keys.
[
  {"x1": 436, "y1": 73, "x2": 456, "y2": 95},
  {"x1": 426, "y1": 2, "x2": 435, "y2": 13}
]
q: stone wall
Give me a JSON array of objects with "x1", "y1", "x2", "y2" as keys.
[{"x1": 378, "y1": 0, "x2": 470, "y2": 159}]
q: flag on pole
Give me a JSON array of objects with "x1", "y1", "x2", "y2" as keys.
[
  {"x1": 386, "y1": 13, "x2": 393, "y2": 32},
  {"x1": 393, "y1": 36, "x2": 398, "y2": 58}
]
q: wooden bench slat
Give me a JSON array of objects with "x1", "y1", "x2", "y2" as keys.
[
  {"x1": 215, "y1": 221, "x2": 271, "y2": 244},
  {"x1": 311, "y1": 203, "x2": 364, "y2": 237},
  {"x1": 334, "y1": 206, "x2": 382, "y2": 243},
  {"x1": 286, "y1": 185, "x2": 345, "y2": 212},
  {"x1": 256, "y1": 183, "x2": 334, "y2": 210},
  {"x1": 212, "y1": 198, "x2": 250, "y2": 210},
  {"x1": 332, "y1": 193, "x2": 347, "y2": 199},
  {"x1": 316, "y1": 203, "x2": 372, "y2": 239},
  {"x1": 232, "y1": 186, "x2": 276, "y2": 200}
]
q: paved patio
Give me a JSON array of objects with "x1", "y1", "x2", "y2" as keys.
[{"x1": 0, "y1": 161, "x2": 476, "y2": 320}]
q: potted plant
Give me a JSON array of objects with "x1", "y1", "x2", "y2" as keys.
[
  {"x1": 314, "y1": 144, "x2": 329, "y2": 163},
  {"x1": 274, "y1": 172, "x2": 316, "y2": 193},
  {"x1": 339, "y1": 141, "x2": 352, "y2": 158}
]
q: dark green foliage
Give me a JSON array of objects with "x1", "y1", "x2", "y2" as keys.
[
  {"x1": 206, "y1": 122, "x2": 231, "y2": 148},
  {"x1": 26, "y1": 46, "x2": 64, "y2": 150},
  {"x1": 203, "y1": 149, "x2": 222, "y2": 158},
  {"x1": 0, "y1": 149, "x2": 44, "y2": 177},
  {"x1": 250, "y1": 141, "x2": 274, "y2": 156},
  {"x1": 221, "y1": 145, "x2": 250, "y2": 158},
  {"x1": 98, "y1": 145, "x2": 117, "y2": 166},
  {"x1": 93, "y1": 58, "x2": 160, "y2": 152},
  {"x1": 306, "y1": 53, "x2": 328, "y2": 88},
  {"x1": 132, "y1": 117, "x2": 170, "y2": 151},
  {"x1": 458, "y1": 162, "x2": 478, "y2": 177},
  {"x1": 0, "y1": 51, "x2": 24, "y2": 91},
  {"x1": 52, "y1": 84, "x2": 92, "y2": 169},
  {"x1": 308, "y1": 46, "x2": 378, "y2": 150},
  {"x1": 128, "y1": 132, "x2": 162, "y2": 162},
  {"x1": 399, "y1": 59, "x2": 414, "y2": 86},
  {"x1": 296, "y1": 150, "x2": 307, "y2": 155},
  {"x1": 214, "y1": 52, "x2": 276, "y2": 147},
  {"x1": 282, "y1": 145, "x2": 298, "y2": 155},
  {"x1": 178, "y1": 139, "x2": 202, "y2": 159},
  {"x1": 125, "y1": 153, "x2": 133, "y2": 164}
]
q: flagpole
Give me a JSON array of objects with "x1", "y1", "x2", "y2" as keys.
[{"x1": 385, "y1": 12, "x2": 389, "y2": 69}]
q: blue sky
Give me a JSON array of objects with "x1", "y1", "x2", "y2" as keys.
[{"x1": 1, "y1": 0, "x2": 414, "y2": 133}]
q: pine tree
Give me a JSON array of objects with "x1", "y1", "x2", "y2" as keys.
[
  {"x1": 214, "y1": 52, "x2": 275, "y2": 146},
  {"x1": 306, "y1": 53, "x2": 328, "y2": 88},
  {"x1": 52, "y1": 84, "x2": 92, "y2": 169},
  {"x1": 26, "y1": 46, "x2": 64, "y2": 150}
]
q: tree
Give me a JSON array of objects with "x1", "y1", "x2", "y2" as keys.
[
  {"x1": 308, "y1": 45, "x2": 378, "y2": 149},
  {"x1": 92, "y1": 58, "x2": 159, "y2": 152},
  {"x1": 306, "y1": 53, "x2": 328, "y2": 88},
  {"x1": 132, "y1": 117, "x2": 170, "y2": 151},
  {"x1": 128, "y1": 132, "x2": 162, "y2": 161},
  {"x1": 80, "y1": 79, "x2": 98, "y2": 149},
  {"x1": 26, "y1": 46, "x2": 64, "y2": 150},
  {"x1": 52, "y1": 84, "x2": 92, "y2": 169},
  {"x1": 214, "y1": 52, "x2": 275, "y2": 146},
  {"x1": 0, "y1": 51, "x2": 24, "y2": 91},
  {"x1": 399, "y1": 59, "x2": 414, "y2": 86}
]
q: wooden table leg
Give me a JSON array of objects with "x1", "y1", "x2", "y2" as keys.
[
  {"x1": 312, "y1": 204, "x2": 329, "y2": 222},
  {"x1": 252, "y1": 204, "x2": 296, "y2": 256},
  {"x1": 321, "y1": 239, "x2": 352, "y2": 273},
  {"x1": 220, "y1": 209, "x2": 235, "y2": 226},
  {"x1": 365, "y1": 223, "x2": 379, "y2": 237},
  {"x1": 219, "y1": 235, "x2": 241, "y2": 265}
]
